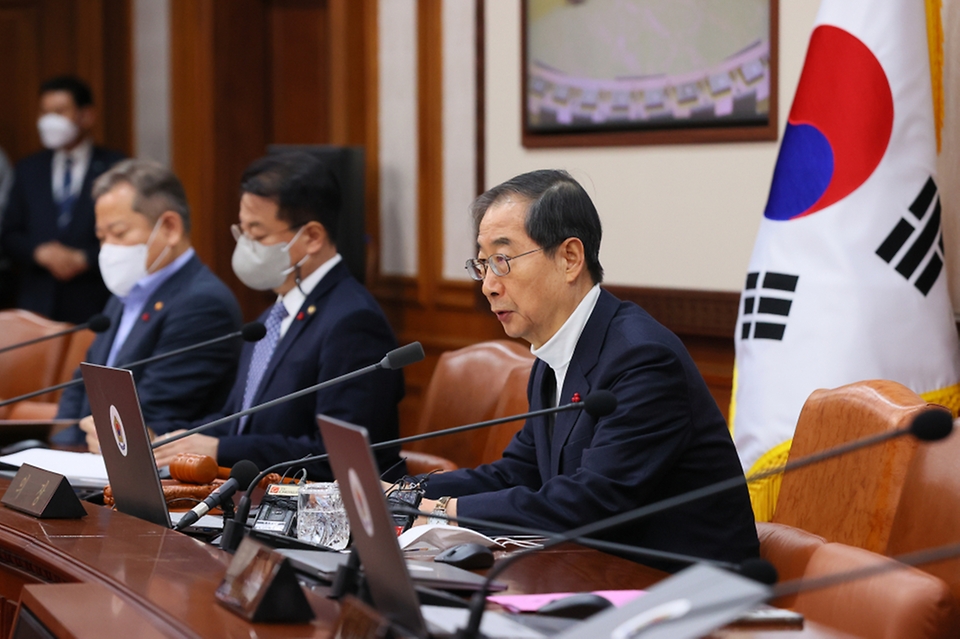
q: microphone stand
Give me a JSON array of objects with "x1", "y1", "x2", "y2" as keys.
[
  {"x1": 454, "y1": 411, "x2": 953, "y2": 639},
  {"x1": 0, "y1": 313, "x2": 111, "y2": 355},
  {"x1": 221, "y1": 395, "x2": 609, "y2": 553},
  {"x1": 153, "y1": 341, "x2": 424, "y2": 449},
  {"x1": 0, "y1": 322, "x2": 265, "y2": 409}
]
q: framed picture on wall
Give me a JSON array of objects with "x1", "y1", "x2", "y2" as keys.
[{"x1": 522, "y1": 0, "x2": 778, "y2": 148}]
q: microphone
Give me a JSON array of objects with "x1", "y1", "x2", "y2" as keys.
[
  {"x1": 0, "y1": 321, "x2": 266, "y2": 409},
  {"x1": 153, "y1": 341, "x2": 426, "y2": 449},
  {"x1": 173, "y1": 459, "x2": 259, "y2": 531},
  {"x1": 220, "y1": 390, "x2": 617, "y2": 553},
  {"x1": 452, "y1": 408, "x2": 953, "y2": 639},
  {"x1": 0, "y1": 313, "x2": 111, "y2": 355}
]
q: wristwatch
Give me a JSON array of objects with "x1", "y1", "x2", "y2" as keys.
[{"x1": 427, "y1": 496, "x2": 451, "y2": 525}]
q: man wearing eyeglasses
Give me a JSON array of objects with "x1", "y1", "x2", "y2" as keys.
[
  {"x1": 417, "y1": 170, "x2": 759, "y2": 570},
  {"x1": 83, "y1": 152, "x2": 405, "y2": 480}
]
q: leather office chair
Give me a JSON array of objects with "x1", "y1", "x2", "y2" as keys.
[
  {"x1": 772, "y1": 379, "x2": 941, "y2": 553},
  {"x1": 791, "y1": 542, "x2": 960, "y2": 639},
  {"x1": 407, "y1": 340, "x2": 535, "y2": 469},
  {"x1": 756, "y1": 521, "x2": 826, "y2": 609},
  {"x1": 5, "y1": 327, "x2": 97, "y2": 439},
  {"x1": 0, "y1": 310, "x2": 72, "y2": 405},
  {"x1": 886, "y1": 428, "x2": 960, "y2": 605}
]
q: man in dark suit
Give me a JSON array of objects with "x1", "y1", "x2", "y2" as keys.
[
  {"x1": 58, "y1": 160, "x2": 242, "y2": 445},
  {"x1": 417, "y1": 170, "x2": 759, "y2": 570},
  {"x1": 1, "y1": 76, "x2": 125, "y2": 323},
  {"x1": 145, "y1": 152, "x2": 404, "y2": 479}
]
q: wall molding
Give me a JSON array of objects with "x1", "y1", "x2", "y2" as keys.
[{"x1": 603, "y1": 285, "x2": 740, "y2": 339}]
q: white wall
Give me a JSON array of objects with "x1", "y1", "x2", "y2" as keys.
[{"x1": 133, "y1": 0, "x2": 170, "y2": 166}]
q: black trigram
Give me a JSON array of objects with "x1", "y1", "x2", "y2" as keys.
[
  {"x1": 740, "y1": 271, "x2": 798, "y2": 341},
  {"x1": 876, "y1": 177, "x2": 944, "y2": 296}
]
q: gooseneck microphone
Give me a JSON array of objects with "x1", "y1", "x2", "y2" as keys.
[
  {"x1": 153, "y1": 341, "x2": 426, "y2": 449},
  {"x1": 453, "y1": 408, "x2": 954, "y2": 639},
  {"x1": 173, "y1": 460, "x2": 259, "y2": 531},
  {"x1": 0, "y1": 321, "x2": 266, "y2": 409},
  {"x1": 0, "y1": 313, "x2": 111, "y2": 355},
  {"x1": 219, "y1": 390, "x2": 618, "y2": 553}
]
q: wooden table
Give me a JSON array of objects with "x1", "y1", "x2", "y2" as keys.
[{"x1": 0, "y1": 478, "x2": 849, "y2": 638}]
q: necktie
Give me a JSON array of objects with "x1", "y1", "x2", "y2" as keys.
[
  {"x1": 58, "y1": 157, "x2": 76, "y2": 229},
  {"x1": 238, "y1": 302, "x2": 288, "y2": 434}
]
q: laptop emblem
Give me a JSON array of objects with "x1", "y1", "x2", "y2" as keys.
[{"x1": 110, "y1": 405, "x2": 128, "y2": 457}]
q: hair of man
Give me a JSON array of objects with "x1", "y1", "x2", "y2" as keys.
[
  {"x1": 239, "y1": 151, "x2": 342, "y2": 245},
  {"x1": 39, "y1": 75, "x2": 94, "y2": 108},
  {"x1": 92, "y1": 159, "x2": 191, "y2": 232},
  {"x1": 470, "y1": 169, "x2": 604, "y2": 284}
]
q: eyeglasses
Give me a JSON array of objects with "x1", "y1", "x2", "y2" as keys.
[{"x1": 464, "y1": 248, "x2": 543, "y2": 281}]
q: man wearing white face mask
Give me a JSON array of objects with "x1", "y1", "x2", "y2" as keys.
[
  {"x1": 54, "y1": 160, "x2": 243, "y2": 446},
  {"x1": 140, "y1": 152, "x2": 405, "y2": 480},
  {"x1": 1, "y1": 75, "x2": 124, "y2": 323}
]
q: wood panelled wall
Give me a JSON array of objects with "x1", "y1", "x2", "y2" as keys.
[
  {"x1": 0, "y1": 0, "x2": 132, "y2": 162},
  {"x1": 170, "y1": 0, "x2": 373, "y2": 325},
  {"x1": 169, "y1": 0, "x2": 738, "y2": 435}
]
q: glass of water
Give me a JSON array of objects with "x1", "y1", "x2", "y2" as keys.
[{"x1": 297, "y1": 482, "x2": 350, "y2": 550}]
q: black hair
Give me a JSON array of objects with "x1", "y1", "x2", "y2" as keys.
[
  {"x1": 39, "y1": 75, "x2": 93, "y2": 108},
  {"x1": 240, "y1": 151, "x2": 341, "y2": 244},
  {"x1": 470, "y1": 169, "x2": 604, "y2": 284},
  {"x1": 92, "y1": 159, "x2": 192, "y2": 232}
]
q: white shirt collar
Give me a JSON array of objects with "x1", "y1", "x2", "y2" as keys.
[
  {"x1": 530, "y1": 284, "x2": 601, "y2": 405},
  {"x1": 277, "y1": 253, "x2": 343, "y2": 336}
]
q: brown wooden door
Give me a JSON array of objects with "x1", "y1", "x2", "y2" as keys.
[{"x1": 171, "y1": 0, "x2": 371, "y2": 322}]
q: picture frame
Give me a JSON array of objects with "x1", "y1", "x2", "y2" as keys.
[{"x1": 521, "y1": 0, "x2": 779, "y2": 148}]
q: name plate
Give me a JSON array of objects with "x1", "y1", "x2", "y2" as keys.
[
  {"x1": 333, "y1": 596, "x2": 390, "y2": 639},
  {"x1": 1, "y1": 464, "x2": 86, "y2": 519},
  {"x1": 215, "y1": 536, "x2": 315, "y2": 623}
]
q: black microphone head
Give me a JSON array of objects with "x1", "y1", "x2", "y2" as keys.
[
  {"x1": 738, "y1": 558, "x2": 778, "y2": 585},
  {"x1": 229, "y1": 459, "x2": 260, "y2": 488},
  {"x1": 241, "y1": 321, "x2": 267, "y2": 342},
  {"x1": 381, "y1": 342, "x2": 425, "y2": 370},
  {"x1": 910, "y1": 410, "x2": 954, "y2": 442},
  {"x1": 88, "y1": 314, "x2": 111, "y2": 333},
  {"x1": 583, "y1": 390, "x2": 617, "y2": 417}
]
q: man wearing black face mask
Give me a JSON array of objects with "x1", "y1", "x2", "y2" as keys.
[{"x1": 135, "y1": 152, "x2": 405, "y2": 480}]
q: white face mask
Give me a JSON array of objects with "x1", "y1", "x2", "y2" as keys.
[
  {"x1": 231, "y1": 225, "x2": 307, "y2": 291},
  {"x1": 37, "y1": 113, "x2": 79, "y2": 150},
  {"x1": 98, "y1": 220, "x2": 168, "y2": 298}
]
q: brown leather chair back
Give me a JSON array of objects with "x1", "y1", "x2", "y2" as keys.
[
  {"x1": 791, "y1": 542, "x2": 960, "y2": 639},
  {"x1": 886, "y1": 428, "x2": 960, "y2": 604},
  {"x1": 756, "y1": 522, "x2": 826, "y2": 609},
  {"x1": 0, "y1": 310, "x2": 73, "y2": 404},
  {"x1": 409, "y1": 340, "x2": 534, "y2": 469},
  {"x1": 57, "y1": 328, "x2": 96, "y2": 386},
  {"x1": 480, "y1": 363, "x2": 534, "y2": 465},
  {"x1": 773, "y1": 379, "x2": 936, "y2": 553}
]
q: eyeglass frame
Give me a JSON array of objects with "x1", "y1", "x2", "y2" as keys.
[{"x1": 464, "y1": 247, "x2": 544, "y2": 281}]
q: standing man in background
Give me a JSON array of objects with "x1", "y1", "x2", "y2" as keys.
[{"x1": 1, "y1": 75, "x2": 124, "y2": 323}]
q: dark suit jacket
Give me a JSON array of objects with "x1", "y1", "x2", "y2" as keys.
[
  {"x1": 53, "y1": 254, "x2": 243, "y2": 444},
  {"x1": 425, "y1": 289, "x2": 759, "y2": 571},
  {"x1": 154, "y1": 261, "x2": 404, "y2": 480},
  {"x1": 1, "y1": 146, "x2": 125, "y2": 323}
]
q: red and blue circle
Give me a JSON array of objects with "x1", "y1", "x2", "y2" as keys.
[{"x1": 764, "y1": 25, "x2": 894, "y2": 221}]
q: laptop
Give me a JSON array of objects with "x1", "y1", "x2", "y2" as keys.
[
  {"x1": 318, "y1": 414, "x2": 549, "y2": 638},
  {"x1": 80, "y1": 363, "x2": 223, "y2": 533}
]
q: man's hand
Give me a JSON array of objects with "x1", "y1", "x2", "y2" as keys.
[
  {"x1": 34, "y1": 241, "x2": 88, "y2": 281},
  {"x1": 78, "y1": 415, "x2": 100, "y2": 453},
  {"x1": 152, "y1": 431, "x2": 219, "y2": 467}
]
